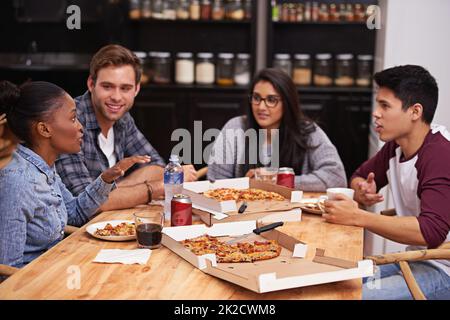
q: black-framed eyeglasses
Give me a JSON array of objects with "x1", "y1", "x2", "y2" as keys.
[{"x1": 248, "y1": 93, "x2": 281, "y2": 108}]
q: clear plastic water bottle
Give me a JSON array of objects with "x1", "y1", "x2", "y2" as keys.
[{"x1": 164, "y1": 155, "x2": 184, "y2": 219}]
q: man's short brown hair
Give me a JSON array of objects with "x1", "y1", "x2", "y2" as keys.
[{"x1": 89, "y1": 44, "x2": 142, "y2": 85}]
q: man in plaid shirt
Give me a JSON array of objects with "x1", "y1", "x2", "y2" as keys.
[{"x1": 56, "y1": 45, "x2": 197, "y2": 211}]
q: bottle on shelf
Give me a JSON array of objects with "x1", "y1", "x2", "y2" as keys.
[
  {"x1": 190, "y1": 0, "x2": 201, "y2": 20},
  {"x1": 200, "y1": 0, "x2": 212, "y2": 20},
  {"x1": 212, "y1": 0, "x2": 225, "y2": 20},
  {"x1": 164, "y1": 155, "x2": 184, "y2": 219},
  {"x1": 271, "y1": 0, "x2": 279, "y2": 22}
]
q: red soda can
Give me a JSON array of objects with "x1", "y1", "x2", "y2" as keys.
[
  {"x1": 171, "y1": 194, "x2": 192, "y2": 226},
  {"x1": 277, "y1": 167, "x2": 295, "y2": 188}
]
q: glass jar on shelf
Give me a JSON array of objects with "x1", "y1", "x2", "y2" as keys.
[
  {"x1": 293, "y1": 54, "x2": 312, "y2": 86},
  {"x1": 227, "y1": 0, "x2": 245, "y2": 21},
  {"x1": 234, "y1": 53, "x2": 251, "y2": 86},
  {"x1": 345, "y1": 3, "x2": 354, "y2": 22},
  {"x1": 329, "y1": 3, "x2": 339, "y2": 22},
  {"x1": 314, "y1": 53, "x2": 333, "y2": 86},
  {"x1": 356, "y1": 54, "x2": 373, "y2": 87},
  {"x1": 288, "y1": 4, "x2": 297, "y2": 22},
  {"x1": 190, "y1": 0, "x2": 201, "y2": 20},
  {"x1": 152, "y1": 52, "x2": 172, "y2": 84},
  {"x1": 243, "y1": 0, "x2": 252, "y2": 20},
  {"x1": 281, "y1": 3, "x2": 289, "y2": 22},
  {"x1": 134, "y1": 52, "x2": 149, "y2": 84},
  {"x1": 311, "y1": 1, "x2": 319, "y2": 22},
  {"x1": 200, "y1": 0, "x2": 212, "y2": 20},
  {"x1": 212, "y1": 0, "x2": 225, "y2": 20},
  {"x1": 163, "y1": 0, "x2": 177, "y2": 20},
  {"x1": 151, "y1": 0, "x2": 164, "y2": 19},
  {"x1": 296, "y1": 3, "x2": 304, "y2": 22},
  {"x1": 176, "y1": 0, "x2": 190, "y2": 19},
  {"x1": 175, "y1": 52, "x2": 195, "y2": 84},
  {"x1": 141, "y1": 0, "x2": 152, "y2": 19},
  {"x1": 195, "y1": 52, "x2": 215, "y2": 84},
  {"x1": 217, "y1": 53, "x2": 235, "y2": 86},
  {"x1": 318, "y1": 3, "x2": 329, "y2": 22},
  {"x1": 304, "y1": 1, "x2": 312, "y2": 22},
  {"x1": 335, "y1": 54, "x2": 355, "y2": 86},
  {"x1": 129, "y1": 0, "x2": 141, "y2": 20},
  {"x1": 354, "y1": 3, "x2": 366, "y2": 22},
  {"x1": 273, "y1": 53, "x2": 292, "y2": 77}
]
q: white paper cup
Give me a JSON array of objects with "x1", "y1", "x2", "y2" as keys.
[{"x1": 317, "y1": 188, "x2": 355, "y2": 213}]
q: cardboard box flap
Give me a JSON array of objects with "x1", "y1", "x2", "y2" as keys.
[
  {"x1": 184, "y1": 177, "x2": 250, "y2": 193},
  {"x1": 312, "y1": 248, "x2": 358, "y2": 269},
  {"x1": 162, "y1": 220, "x2": 257, "y2": 241}
]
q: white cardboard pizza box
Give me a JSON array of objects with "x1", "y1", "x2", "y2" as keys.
[
  {"x1": 161, "y1": 220, "x2": 374, "y2": 294},
  {"x1": 182, "y1": 177, "x2": 304, "y2": 223}
]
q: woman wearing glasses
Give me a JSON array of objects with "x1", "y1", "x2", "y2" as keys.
[{"x1": 207, "y1": 68, "x2": 347, "y2": 191}]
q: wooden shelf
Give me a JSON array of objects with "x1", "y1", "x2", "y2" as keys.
[
  {"x1": 297, "y1": 86, "x2": 372, "y2": 93},
  {"x1": 140, "y1": 83, "x2": 249, "y2": 92},
  {"x1": 273, "y1": 21, "x2": 367, "y2": 26},
  {"x1": 129, "y1": 18, "x2": 252, "y2": 25}
]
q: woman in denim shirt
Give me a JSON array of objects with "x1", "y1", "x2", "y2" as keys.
[{"x1": 0, "y1": 81, "x2": 150, "y2": 268}]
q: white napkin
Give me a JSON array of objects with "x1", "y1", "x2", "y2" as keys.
[{"x1": 93, "y1": 249, "x2": 152, "y2": 265}]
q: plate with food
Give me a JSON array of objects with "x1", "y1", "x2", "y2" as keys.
[
  {"x1": 86, "y1": 220, "x2": 136, "y2": 241},
  {"x1": 299, "y1": 199, "x2": 323, "y2": 215}
]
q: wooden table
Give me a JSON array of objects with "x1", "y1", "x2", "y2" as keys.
[{"x1": 0, "y1": 194, "x2": 364, "y2": 300}]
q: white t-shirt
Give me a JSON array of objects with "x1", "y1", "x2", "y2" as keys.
[{"x1": 98, "y1": 127, "x2": 117, "y2": 168}]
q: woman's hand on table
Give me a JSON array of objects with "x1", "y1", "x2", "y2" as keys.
[{"x1": 101, "y1": 155, "x2": 151, "y2": 184}]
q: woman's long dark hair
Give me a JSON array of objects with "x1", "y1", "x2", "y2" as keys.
[
  {"x1": 243, "y1": 68, "x2": 316, "y2": 175},
  {"x1": 0, "y1": 81, "x2": 66, "y2": 147}
]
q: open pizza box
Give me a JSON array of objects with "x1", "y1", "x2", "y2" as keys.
[
  {"x1": 161, "y1": 220, "x2": 374, "y2": 294},
  {"x1": 182, "y1": 177, "x2": 304, "y2": 225}
]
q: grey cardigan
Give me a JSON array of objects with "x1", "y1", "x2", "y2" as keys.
[{"x1": 207, "y1": 116, "x2": 347, "y2": 192}]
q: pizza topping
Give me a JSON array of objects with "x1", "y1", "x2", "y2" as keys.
[
  {"x1": 94, "y1": 222, "x2": 136, "y2": 237},
  {"x1": 203, "y1": 188, "x2": 285, "y2": 202},
  {"x1": 181, "y1": 234, "x2": 282, "y2": 263}
]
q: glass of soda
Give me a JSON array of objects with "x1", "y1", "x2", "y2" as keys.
[{"x1": 133, "y1": 210, "x2": 164, "y2": 249}]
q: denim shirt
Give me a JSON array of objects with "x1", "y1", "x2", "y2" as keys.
[{"x1": 0, "y1": 145, "x2": 113, "y2": 268}]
